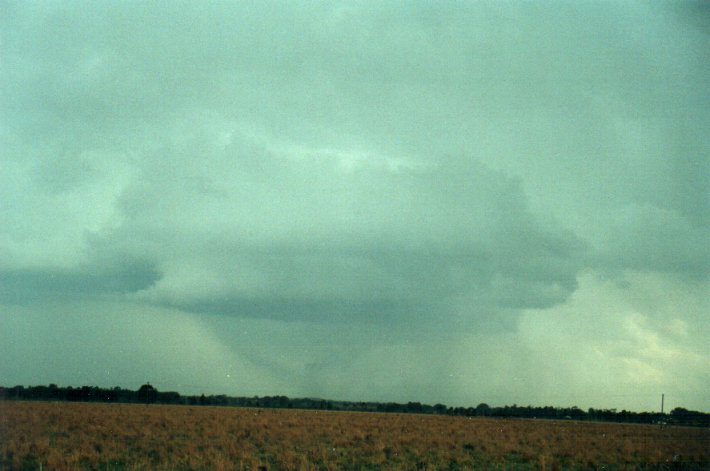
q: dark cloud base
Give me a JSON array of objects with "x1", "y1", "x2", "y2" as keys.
[{"x1": 0, "y1": 261, "x2": 160, "y2": 304}]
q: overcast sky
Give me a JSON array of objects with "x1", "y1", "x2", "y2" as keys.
[{"x1": 1, "y1": 1, "x2": 708, "y2": 412}]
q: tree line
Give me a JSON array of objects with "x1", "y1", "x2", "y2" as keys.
[{"x1": 1, "y1": 384, "x2": 707, "y2": 428}]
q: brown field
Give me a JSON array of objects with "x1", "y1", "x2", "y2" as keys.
[{"x1": 0, "y1": 401, "x2": 707, "y2": 470}]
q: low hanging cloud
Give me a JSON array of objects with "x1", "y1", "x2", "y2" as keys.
[
  {"x1": 1, "y1": 0, "x2": 708, "y2": 408},
  {"x1": 27, "y1": 126, "x2": 586, "y2": 328},
  {"x1": 2, "y1": 1, "x2": 707, "y2": 322}
]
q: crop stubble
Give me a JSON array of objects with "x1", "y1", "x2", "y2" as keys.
[{"x1": 1, "y1": 401, "x2": 707, "y2": 470}]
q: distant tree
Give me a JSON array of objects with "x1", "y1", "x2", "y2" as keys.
[
  {"x1": 157, "y1": 391, "x2": 181, "y2": 404},
  {"x1": 137, "y1": 383, "x2": 158, "y2": 404},
  {"x1": 475, "y1": 403, "x2": 491, "y2": 416}
]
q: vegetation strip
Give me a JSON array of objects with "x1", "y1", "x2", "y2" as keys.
[{"x1": 2, "y1": 384, "x2": 708, "y2": 427}]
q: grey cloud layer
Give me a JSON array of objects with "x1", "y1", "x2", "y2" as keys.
[
  {"x1": 7, "y1": 130, "x2": 585, "y2": 326},
  {"x1": 2, "y1": 1, "x2": 709, "y2": 411},
  {"x1": 1, "y1": 1, "x2": 707, "y2": 327}
]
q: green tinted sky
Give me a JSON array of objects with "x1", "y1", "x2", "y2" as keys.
[{"x1": 1, "y1": 1, "x2": 708, "y2": 412}]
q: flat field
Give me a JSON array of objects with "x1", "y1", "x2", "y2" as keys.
[{"x1": 1, "y1": 401, "x2": 707, "y2": 470}]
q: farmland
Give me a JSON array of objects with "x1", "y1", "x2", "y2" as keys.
[{"x1": 1, "y1": 401, "x2": 707, "y2": 470}]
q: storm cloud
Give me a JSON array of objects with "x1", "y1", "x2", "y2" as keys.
[{"x1": 1, "y1": 1, "x2": 708, "y2": 410}]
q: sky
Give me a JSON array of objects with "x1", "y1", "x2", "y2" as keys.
[{"x1": 1, "y1": 1, "x2": 708, "y2": 413}]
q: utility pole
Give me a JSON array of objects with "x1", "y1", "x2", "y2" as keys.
[{"x1": 661, "y1": 393, "x2": 664, "y2": 414}]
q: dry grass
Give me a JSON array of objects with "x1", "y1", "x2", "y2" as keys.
[{"x1": 1, "y1": 401, "x2": 707, "y2": 470}]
